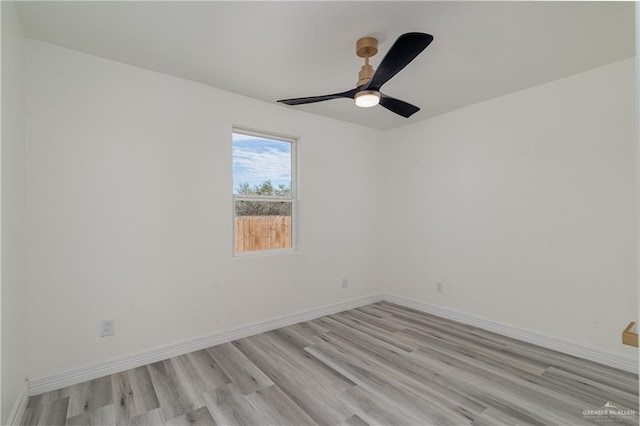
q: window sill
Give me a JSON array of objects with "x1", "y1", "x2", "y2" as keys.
[{"x1": 233, "y1": 248, "x2": 299, "y2": 260}]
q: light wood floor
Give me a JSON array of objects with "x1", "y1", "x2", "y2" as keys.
[{"x1": 21, "y1": 302, "x2": 639, "y2": 425}]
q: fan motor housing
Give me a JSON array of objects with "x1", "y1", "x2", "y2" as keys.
[{"x1": 358, "y1": 64, "x2": 374, "y2": 86}]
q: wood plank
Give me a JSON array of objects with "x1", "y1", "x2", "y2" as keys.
[
  {"x1": 233, "y1": 336, "x2": 354, "y2": 425},
  {"x1": 271, "y1": 324, "x2": 318, "y2": 350},
  {"x1": 171, "y1": 349, "x2": 231, "y2": 403},
  {"x1": 111, "y1": 366, "x2": 160, "y2": 422},
  {"x1": 244, "y1": 385, "x2": 317, "y2": 426},
  {"x1": 24, "y1": 376, "x2": 112, "y2": 422},
  {"x1": 315, "y1": 316, "x2": 411, "y2": 358},
  {"x1": 164, "y1": 406, "x2": 217, "y2": 426},
  {"x1": 471, "y1": 407, "x2": 541, "y2": 426},
  {"x1": 542, "y1": 367, "x2": 639, "y2": 411},
  {"x1": 342, "y1": 414, "x2": 369, "y2": 426},
  {"x1": 406, "y1": 348, "x2": 595, "y2": 425},
  {"x1": 247, "y1": 331, "x2": 356, "y2": 391},
  {"x1": 341, "y1": 386, "x2": 424, "y2": 426},
  {"x1": 200, "y1": 384, "x2": 262, "y2": 426},
  {"x1": 25, "y1": 391, "x2": 66, "y2": 410},
  {"x1": 21, "y1": 397, "x2": 69, "y2": 426},
  {"x1": 355, "y1": 305, "x2": 392, "y2": 318},
  {"x1": 313, "y1": 330, "x2": 485, "y2": 420},
  {"x1": 64, "y1": 376, "x2": 113, "y2": 419},
  {"x1": 206, "y1": 343, "x2": 273, "y2": 395},
  {"x1": 115, "y1": 408, "x2": 164, "y2": 426},
  {"x1": 146, "y1": 360, "x2": 198, "y2": 421},
  {"x1": 66, "y1": 404, "x2": 116, "y2": 426},
  {"x1": 341, "y1": 310, "x2": 405, "y2": 333},
  {"x1": 395, "y1": 328, "x2": 548, "y2": 376},
  {"x1": 310, "y1": 332, "x2": 480, "y2": 424},
  {"x1": 328, "y1": 313, "x2": 418, "y2": 352}
]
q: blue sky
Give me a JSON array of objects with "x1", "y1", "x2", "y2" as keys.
[{"x1": 232, "y1": 133, "x2": 292, "y2": 192}]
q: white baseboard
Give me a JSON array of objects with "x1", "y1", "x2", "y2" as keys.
[
  {"x1": 28, "y1": 293, "x2": 384, "y2": 395},
  {"x1": 27, "y1": 291, "x2": 637, "y2": 396},
  {"x1": 6, "y1": 381, "x2": 29, "y2": 426},
  {"x1": 383, "y1": 293, "x2": 638, "y2": 374}
]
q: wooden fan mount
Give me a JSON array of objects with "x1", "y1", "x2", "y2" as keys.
[
  {"x1": 356, "y1": 37, "x2": 378, "y2": 86},
  {"x1": 356, "y1": 37, "x2": 378, "y2": 58}
]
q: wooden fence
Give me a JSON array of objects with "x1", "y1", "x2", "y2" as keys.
[{"x1": 235, "y1": 215, "x2": 292, "y2": 253}]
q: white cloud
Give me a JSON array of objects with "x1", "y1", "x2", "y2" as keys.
[{"x1": 233, "y1": 145, "x2": 291, "y2": 187}]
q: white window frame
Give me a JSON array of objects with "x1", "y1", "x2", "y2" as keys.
[{"x1": 232, "y1": 128, "x2": 297, "y2": 257}]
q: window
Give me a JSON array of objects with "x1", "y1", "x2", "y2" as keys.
[{"x1": 232, "y1": 129, "x2": 296, "y2": 255}]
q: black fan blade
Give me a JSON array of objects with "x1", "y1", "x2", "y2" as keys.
[
  {"x1": 379, "y1": 94, "x2": 420, "y2": 118},
  {"x1": 278, "y1": 88, "x2": 358, "y2": 106},
  {"x1": 367, "y1": 32, "x2": 433, "y2": 91}
]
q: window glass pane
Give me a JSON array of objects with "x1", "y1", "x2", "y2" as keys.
[
  {"x1": 233, "y1": 133, "x2": 292, "y2": 196},
  {"x1": 234, "y1": 201, "x2": 292, "y2": 253}
]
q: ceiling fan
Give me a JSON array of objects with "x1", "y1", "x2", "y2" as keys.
[{"x1": 277, "y1": 32, "x2": 433, "y2": 118}]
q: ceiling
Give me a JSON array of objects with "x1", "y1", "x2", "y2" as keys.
[{"x1": 14, "y1": 1, "x2": 635, "y2": 130}]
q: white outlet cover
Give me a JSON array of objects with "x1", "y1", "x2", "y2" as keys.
[{"x1": 101, "y1": 319, "x2": 115, "y2": 337}]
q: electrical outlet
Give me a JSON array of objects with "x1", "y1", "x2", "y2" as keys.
[
  {"x1": 101, "y1": 319, "x2": 115, "y2": 337},
  {"x1": 341, "y1": 278, "x2": 349, "y2": 289},
  {"x1": 436, "y1": 282, "x2": 444, "y2": 293}
]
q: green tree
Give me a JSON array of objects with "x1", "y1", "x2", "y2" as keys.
[{"x1": 235, "y1": 180, "x2": 292, "y2": 216}]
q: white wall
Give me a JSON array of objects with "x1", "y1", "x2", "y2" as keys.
[
  {"x1": 24, "y1": 40, "x2": 383, "y2": 378},
  {"x1": 1, "y1": 1, "x2": 27, "y2": 422},
  {"x1": 383, "y1": 58, "x2": 637, "y2": 359},
  {"x1": 21, "y1": 36, "x2": 638, "y2": 381}
]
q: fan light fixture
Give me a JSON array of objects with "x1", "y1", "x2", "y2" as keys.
[
  {"x1": 354, "y1": 90, "x2": 380, "y2": 108},
  {"x1": 277, "y1": 33, "x2": 433, "y2": 118}
]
